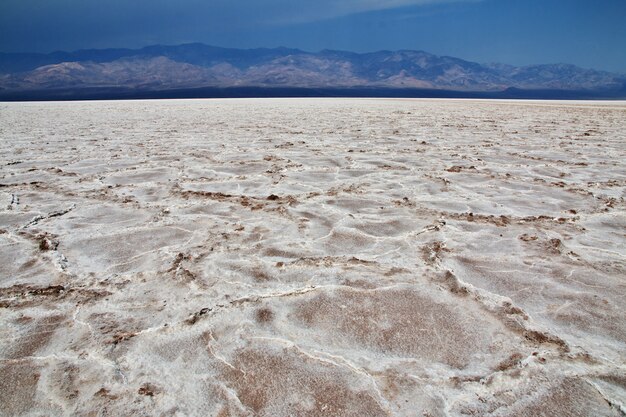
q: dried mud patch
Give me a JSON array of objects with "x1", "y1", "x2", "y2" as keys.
[
  {"x1": 221, "y1": 344, "x2": 387, "y2": 416},
  {"x1": 350, "y1": 219, "x2": 412, "y2": 237},
  {"x1": 452, "y1": 255, "x2": 626, "y2": 346},
  {"x1": 319, "y1": 228, "x2": 377, "y2": 254},
  {"x1": 3, "y1": 314, "x2": 66, "y2": 359},
  {"x1": 63, "y1": 226, "x2": 192, "y2": 273},
  {"x1": 291, "y1": 287, "x2": 506, "y2": 368},
  {"x1": 0, "y1": 362, "x2": 42, "y2": 415},
  {"x1": 504, "y1": 377, "x2": 621, "y2": 417}
]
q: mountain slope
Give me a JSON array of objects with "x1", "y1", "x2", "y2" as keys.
[{"x1": 1, "y1": 43, "x2": 624, "y2": 96}]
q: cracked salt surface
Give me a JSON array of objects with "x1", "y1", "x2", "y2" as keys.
[{"x1": 0, "y1": 98, "x2": 625, "y2": 416}]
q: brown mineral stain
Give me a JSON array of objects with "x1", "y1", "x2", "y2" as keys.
[
  {"x1": 494, "y1": 352, "x2": 524, "y2": 372},
  {"x1": 255, "y1": 307, "x2": 274, "y2": 324}
]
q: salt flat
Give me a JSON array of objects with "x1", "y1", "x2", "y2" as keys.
[{"x1": 0, "y1": 98, "x2": 625, "y2": 416}]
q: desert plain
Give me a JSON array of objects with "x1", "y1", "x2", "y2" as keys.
[{"x1": 0, "y1": 98, "x2": 625, "y2": 416}]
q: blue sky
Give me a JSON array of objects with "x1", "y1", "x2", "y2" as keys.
[{"x1": 1, "y1": 0, "x2": 625, "y2": 72}]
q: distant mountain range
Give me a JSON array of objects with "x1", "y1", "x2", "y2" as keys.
[{"x1": 1, "y1": 43, "x2": 625, "y2": 100}]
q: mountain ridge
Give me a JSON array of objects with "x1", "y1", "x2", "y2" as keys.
[{"x1": 1, "y1": 43, "x2": 625, "y2": 99}]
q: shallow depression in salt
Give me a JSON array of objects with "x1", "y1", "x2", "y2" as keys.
[{"x1": 0, "y1": 98, "x2": 625, "y2": 416}]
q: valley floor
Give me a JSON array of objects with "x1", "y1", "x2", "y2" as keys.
[{"x1": 1, "y1": 98, "x2": 625, "y2": 416}]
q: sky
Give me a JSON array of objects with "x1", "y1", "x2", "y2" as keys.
[{"x1": 1, "y1": 0, "x2": 625, "y2": 73}]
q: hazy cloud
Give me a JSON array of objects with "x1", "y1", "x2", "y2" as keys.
[
  {"x1": 224, "y1": 0, "x2": 482, "y2": 24},
  {"x1": 180, "y1": 0, "x2": 481, "y2": 24},
  {"x1": 0, "y1": 0, "x2": 479, "y2": 51},
  {"x1": 0, "y1": 0, "x2": 479, "y2": 28}
]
